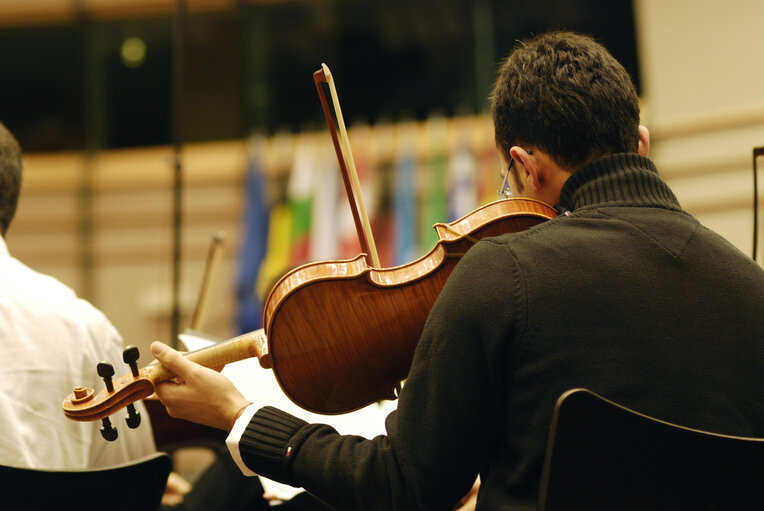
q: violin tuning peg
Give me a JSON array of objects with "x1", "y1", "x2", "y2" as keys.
[
  {"x1": 96, "y1": 361, "x2": 115, "y2": 392},
  {"x1": 100, "y1": 417, "x2": 118, "y2": 441},
  {"x1": 125, "y1": 403, "x2": 141, "y2": 429},
  {"x1": 123, "y1": 345, "x2": 140, "y2": 378}
]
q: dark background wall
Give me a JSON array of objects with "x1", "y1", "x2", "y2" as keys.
[{"x1": 0, "y1": 0, "x2": 638, "y2": 152}]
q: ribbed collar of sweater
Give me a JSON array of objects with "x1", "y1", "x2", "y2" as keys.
[{"x1": 556, "y1": 153, "x2": 681, "y2": 214}]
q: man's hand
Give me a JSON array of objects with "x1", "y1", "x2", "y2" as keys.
[{"x1": 151, "y1": 341, "x2": 252, "y2": 431}]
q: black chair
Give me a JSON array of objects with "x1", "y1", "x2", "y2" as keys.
[
  {"x1": 0, "y1": 452, "x2": 171, "y2": 511},
  {"x1": 538, "y1": 388, "x2": 764, "y2": 511}
]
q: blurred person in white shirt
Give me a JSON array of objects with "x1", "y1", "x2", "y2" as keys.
[{"x1": 0, "y1": 120, "x2": 156, "y2": 469}]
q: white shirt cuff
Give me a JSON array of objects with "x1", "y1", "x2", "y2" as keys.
[{"x1": 225, "y1": 404, "x2": 259, "y2": 476}]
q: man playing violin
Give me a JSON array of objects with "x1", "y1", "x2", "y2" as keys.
[{"x1": 151, "y1": 31, "x2": 764, "y2": 510}]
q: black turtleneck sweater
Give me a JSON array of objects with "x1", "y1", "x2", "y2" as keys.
[{"x1": 237, "y1": 154, "x2": 764, "y2": 510}]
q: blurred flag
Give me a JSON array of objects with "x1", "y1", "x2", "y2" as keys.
[
  {"x1": 394, "y1": 121, "x2": 419, "y2": 266},
  {"x1": 337, "y1": 123, "x2": 375, "y2": 261},
  {"x1": 473, "y1": 116, "x2": 501, "y2": 205},
  {"x1": 420, "y1": 152, "x2": 447, "y2": 250},
  {"x1": 371, "y1": 121, "x2": 397, "y2": 268},
  {"x1": 255, "y1": 133, "x2": 295, "y2": 308},
  {"x1": 310, "y1": 142, "x2": 340, "y2": 262},
  {"x1": 254, "y1": 203, "x2": 293, "y2": 311},
  {"x1": 287, "y1": 134, "x2": 317, "y2": 266},
  {"x1": 448, "y1": 136, "x2": 478, "y2": 221},
  {"x1": 235, "y1": 142, "x2": 270, "y2": 334},
  {"x1": 419, "y1": 114, "x2": 448, "y2": 252}
]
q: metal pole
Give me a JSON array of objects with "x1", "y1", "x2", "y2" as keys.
[{"x1": 170, "y1": 0, "x2": 186, "y2": 347}]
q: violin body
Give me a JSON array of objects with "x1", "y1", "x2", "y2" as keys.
[{"x1": 265, "y1": 197, "x2": 556, "y2": 414}]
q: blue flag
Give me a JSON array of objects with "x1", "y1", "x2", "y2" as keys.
[
  {"x1": 394, "y1": 154, "x2": 417, "y2": 266},
  {"x1": 235, "y1": 156, "x2": 270, "y2": 334}
]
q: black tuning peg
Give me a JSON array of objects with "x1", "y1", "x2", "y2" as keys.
[
  {"x1": 100, "y1": 417, "x2": 118, "y2": 441},
  {"x1": 125, "y1": 403, "x2": 142, "y2": 429},
  {"x1": 123, "y1": 345, "x2": 140, "y2": 378},
  {"x1": 96, "y1": 361, "x2": 115, "y2": 392}
]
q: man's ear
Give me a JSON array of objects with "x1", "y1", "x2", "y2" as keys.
[
  {"x1": 638, "y1": 125, "x2": 650, "y2": 157},
  {"x1": 526, "y1": 161, "x2": 543, "y2": 191},
  {"x1": 509, "y1": 147, "x2": 541, "y2": 190}
]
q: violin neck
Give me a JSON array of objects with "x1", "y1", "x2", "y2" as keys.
[{"x1": 144, "y1": 328, "x2": 271, "y2": 384}]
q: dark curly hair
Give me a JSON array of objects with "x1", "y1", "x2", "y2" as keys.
[
  {"x1": 0, "y1": 121, "x2": 23, "y2": 236},
  {"x1": 490, "y1": 31, "x2": 640, "y2": 170}
]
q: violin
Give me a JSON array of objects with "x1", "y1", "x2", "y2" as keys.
[{"x1": 62, "y1": 65, "x2": 556, "y2": 432}]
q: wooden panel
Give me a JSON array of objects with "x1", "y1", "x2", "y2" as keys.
[
  {"x1": 0, "y1": 0, "x2": 295, "y2": 25},
  {"x1": 0, "y1": 0, "x2": 73, "y2": 26}
]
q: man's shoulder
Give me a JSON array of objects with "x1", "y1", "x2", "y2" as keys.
[{"x1": 1, "y1": 257, "x2": 117, "y2": 335}]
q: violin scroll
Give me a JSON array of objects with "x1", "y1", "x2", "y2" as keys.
[
  {"x1": 63, "y1": 345, "x2": 155, "y2": 441},
  {"x1": 62, "y1": 329, "x2": 271, "y2": 433}
]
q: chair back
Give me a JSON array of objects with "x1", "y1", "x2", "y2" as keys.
[
  {"x1": 0, "y1": 452, "x2": 171, "y2": 511},
  {"x1": 538, "y1": 388, "x2": 764, "y2": 511}
]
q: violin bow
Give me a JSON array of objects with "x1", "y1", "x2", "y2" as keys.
[
  {"x1": 313, "y1": 64, "x2": 381, "y2": 268},
  {"x1": 189, "y1": 231, "x2": 226, "y2": 331}
]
